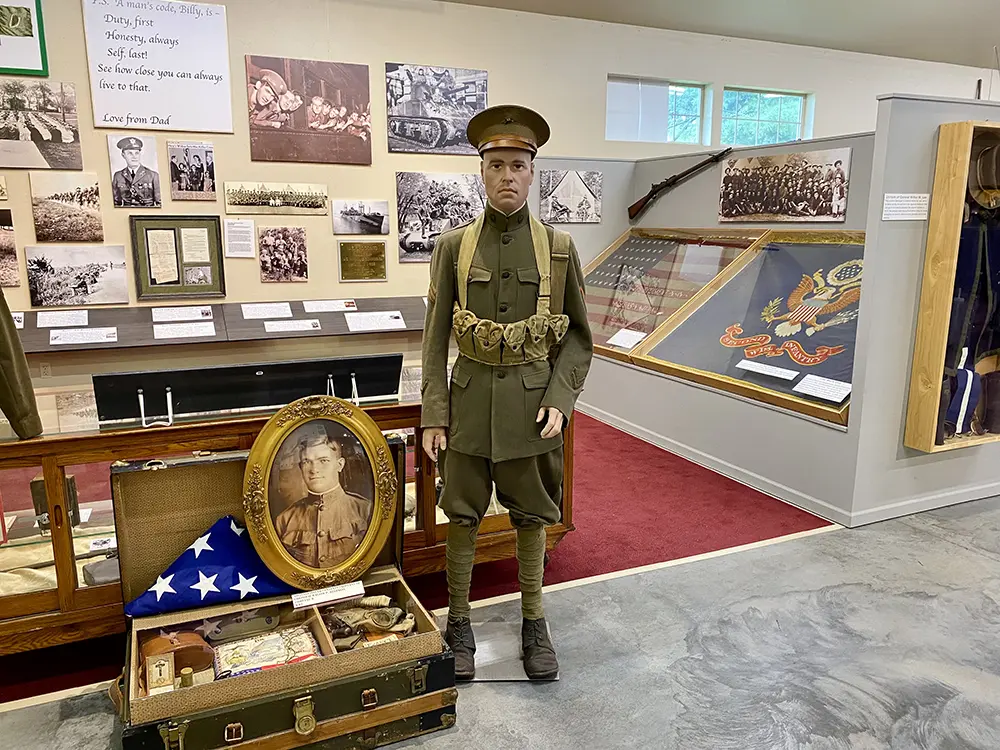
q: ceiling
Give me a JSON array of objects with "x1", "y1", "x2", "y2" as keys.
[{"x1": 440, "y1": 0, "x2": 1000, "y2": 70}]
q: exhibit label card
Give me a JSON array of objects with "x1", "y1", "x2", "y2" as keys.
[
  {"x1": 345, "y1": 310, "x2": 406, "y2": 333},
  {"x1": 151, "y1": 305, "x2": 213, "y2": 322},
  {"x1": 793, "y1": 374, "x2": 852, "y2": 403},
  {"x1": 606, "y1": 328, "x2": 647, "y2": 349},
  {"x1": 264, "y1": 319, "x2": 321, "y2": 333},
  {"x1": 11, "y1": 312, "x2": 23, "y2": 330},
  {"x1": 735, "y1": 359, "x2": 799, "y2": 381},
  {"x1": 81, "y1": 0, "x2": 233, "y2": 133},
  {"x1": 50, "y1": 327, "x2": 118, "y2": 345},
  {"x1": 882, "y1": 193, "x2": 930, "y2": 221},
  {"x1": 292, "y1": 581, "x2": 365, "y2": 610},
  {"x1": 37, "y1": 310, "x2": 89, "y2": 328},
  {"x1": 153, "y1": 321, "x2": 216, "y2": 340},
  {"x1": 224, "y1": 219, "x2": 255, "y2": 258},
  {"x1": 241, "y1": 302, "x2": 291, "y2": 320},
  {"x1": 302, "y1": 299, "x2": 357, "y2": 313}
]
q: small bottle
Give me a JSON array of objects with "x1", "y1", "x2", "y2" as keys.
[{"x1": 180, "y1": 667, "x2": 194, "y2": 688}]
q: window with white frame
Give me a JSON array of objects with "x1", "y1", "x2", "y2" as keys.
[
  {"x1": 606, "y1": 76, "x2": 704, "y2": 145},
  {"x1": 721, "y1": 88, "x2": 806, "y2": 146}
]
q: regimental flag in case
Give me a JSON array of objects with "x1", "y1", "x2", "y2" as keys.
[{"x1": 124, "y1": 515, "x2": 296, "y2": 618}]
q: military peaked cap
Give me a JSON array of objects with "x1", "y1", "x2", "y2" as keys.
[
  {"x1": 466, "y1": 104, "x2": 550, "y2": 156},
  {"x1": 117, "y1": 136, "x2": 143, "y2": 151}
]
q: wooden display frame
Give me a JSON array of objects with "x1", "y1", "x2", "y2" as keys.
[
  {"x1": 629, "y1": 229, "x2": 866, "y2": 426},
  {"x1": 582, "y1": 226, "x2": 768, "y2": 363},
  {"x1": 129, "y1": 215, "x2": 226, "y2": 300},
  {"x1": 904, "y1": 120, "x2": 1000, "y2": 453}
]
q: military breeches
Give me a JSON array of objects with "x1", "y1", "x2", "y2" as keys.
[{"x1": 438, "y1": 447, "x2": 563, "y2": 529}]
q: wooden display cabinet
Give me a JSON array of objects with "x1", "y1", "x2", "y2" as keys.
[{"x1": 0, "y1": 403, "x2": 575, "y2": 655}]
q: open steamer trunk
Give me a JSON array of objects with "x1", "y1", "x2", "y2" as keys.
[{"x1": 109, "y1": 401, "x2": 455, "y2": 749}]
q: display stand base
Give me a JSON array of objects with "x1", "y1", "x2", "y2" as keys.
[{"x1": 435, "y1": 615, "x2": 559, "y2": 682}]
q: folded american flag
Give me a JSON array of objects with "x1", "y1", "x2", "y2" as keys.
[{"x1": 125, "y1": 515, "x2": 296, "y2": 618}]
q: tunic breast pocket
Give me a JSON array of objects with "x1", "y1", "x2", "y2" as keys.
[{"x1": 516, "y1": 267, "x2": 540, "y2": 314}]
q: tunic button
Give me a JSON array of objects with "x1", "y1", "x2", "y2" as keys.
[
  {"x1": 497, "y1": 370, "x2": 506, "y2": 380},
  {"x1": 502, "y1": 235, "x2": 512, "y2": 245},
  {"x1": 502, "y1": 270, "x2": 511, "y2": 279},
  {"x1": 500, "y1": 303, "x2": 509, "y2": 313}
]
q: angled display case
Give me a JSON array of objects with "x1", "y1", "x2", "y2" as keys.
[
  {"x1": 582, "y1": 228, "x2": 768, "y2": 361},
  {"x1": 631, "y1": 230, "x2": 866, "y2": 425},
  {"x1": 905, "y1": 120, "x2": 1000, "y2": 452}
]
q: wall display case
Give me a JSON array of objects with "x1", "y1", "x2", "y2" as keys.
[
  {"x1": 582, "y1": 228, "x2": 767, "y2": 361},
  {"x1": 631, "y1": 230, "x2": 866, "y2": 425},
  {"x1": 906, "y1": 121, "x2": 1000, "y2": 452}
]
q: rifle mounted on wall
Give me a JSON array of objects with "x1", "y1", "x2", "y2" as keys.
[{"x1": 628, "y1": 147, "x2": 733, "y2": 221}]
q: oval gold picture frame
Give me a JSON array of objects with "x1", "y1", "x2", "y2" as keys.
[{"x1": 242, "y1": 395, "x2": 397, "y2": 590}]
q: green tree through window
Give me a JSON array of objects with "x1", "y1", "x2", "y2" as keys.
[{"x1": 721, "y1": 89, "x2": 804, "y2": 146}]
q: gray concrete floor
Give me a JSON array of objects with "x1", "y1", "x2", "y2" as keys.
[{"x1": 4, "y1": 497, "x2": 1000, "y2": 749}]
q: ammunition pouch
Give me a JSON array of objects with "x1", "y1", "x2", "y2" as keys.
[{"x1": 452, "y1": 308, "x2": 569, "y2": 366}]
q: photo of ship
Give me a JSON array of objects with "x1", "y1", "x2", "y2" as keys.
[{"x1": 332, "y1": 200, "x2": 389, "y2": 235}]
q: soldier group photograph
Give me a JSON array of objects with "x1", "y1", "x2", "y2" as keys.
[
  {"x1": 29, "y1": 171, "x2": 104, "y2": 243},
  {"x1": 258, "y1": 225, "x2": 308, "y2": 283},
  {"x1": 395, "y1": 171, "x2": 485, "y2": 262},
  {"x1": 718, "y1": 147, "x2": 851, "y2": 222},
  {"x1": 224, "y1": 181, "x2": 329, "y2": 215}
]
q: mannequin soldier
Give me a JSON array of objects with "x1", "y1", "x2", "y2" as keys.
[{"x1": 421, "y1": 104, "x2": 593, "y2": 680}]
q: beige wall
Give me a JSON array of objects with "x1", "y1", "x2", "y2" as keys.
[{"x1": 6, "y1": 0, "x2": 992, "y2": 389}]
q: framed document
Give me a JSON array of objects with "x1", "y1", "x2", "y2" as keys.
[
  {"x1": 338, "y1": 241, "x2": 387, "y2": 283},
  {"x1": 0, "y1": 0, "x2": 47, "y2": 77},
  {"x1": 130, "y1": 215, "x2": 225, "y2": 300}
]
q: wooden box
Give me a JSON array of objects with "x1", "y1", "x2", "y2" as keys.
[
  {"x1": 110, "y1": 415, "x2": 455, "y2": 748},
  {"x1": 31, "y1": 471, "x2": 81, "y2": 530}
]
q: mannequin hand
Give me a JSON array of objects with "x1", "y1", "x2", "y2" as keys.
[
  {"x1": 422, "y1": 427, "x2": 447, "y2": 462},
  {"x1": 536, "y1": 407, "x2": 565, "y2": 440}
]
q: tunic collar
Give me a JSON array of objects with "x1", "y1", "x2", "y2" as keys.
[{"x1": 485, "y1": 200, "x2": 530, "y2": 233}]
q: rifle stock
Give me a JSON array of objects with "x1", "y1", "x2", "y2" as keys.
[{"x1": 627, "y1": 147, "x2": 733, "y2": 222}]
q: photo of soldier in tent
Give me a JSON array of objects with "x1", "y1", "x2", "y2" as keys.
[{"x1": 540, "y1": 169, "x2": 602, "y2": 223}]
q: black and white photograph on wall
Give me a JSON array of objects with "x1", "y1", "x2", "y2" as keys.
[
  {"x1": 29, "y1": 172, "x2": 103, "y2": 243},
  {"x1": 0, "y1": 177, "x2": 8, "y2": 200},
  {"x1": 540, "y1": 169, "x2": 603, "y2": 223},
  {"x1": 0, "y1": 79, "x2": 81, "y2": 170},
  {"x1": 396, "y1": 171, "x2": 485, "y2": 262},
  {"x1": 718, "y1": 147, "x2": 851, "y2": 223},
  {"x1": 25, "y1": 244, "x2": 128, "y2": 307},
  {"x1": 0, "y1": 209, "x2": 17, "y2": 287},
  {"x1": 107, "y1": 134, "x2": 161, "y2": 208},
  {"x1": 184, "y1": 266, "x2": 212, "y2": 285},
  {"x1": 332, "y1": 200, "x2": 389, "y2": 235},
  {"x1": 246, "y1": 55, "x2": 371, "y2": 166},
  {"x1": 258, "y1": 226, "x2": 308, "y2": 283},
  {"x1": 167, "y1": 141, "x2": 216, "y2": 201},
  {"x1": 385, "y1": 63, "x2": 488, "y2": 155},
  {"x1": 224, "y1": 181, "x2": 328, "y2": 216}
]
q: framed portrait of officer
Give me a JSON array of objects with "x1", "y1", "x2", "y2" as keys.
[
  {"x1": 107, "y1": 134, "x2": 162, "y2": 209},
  {"x1": 242, "y1": 396, "x2": 397, "y2": 589}
]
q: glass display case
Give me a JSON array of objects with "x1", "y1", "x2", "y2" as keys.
[
  {"x1": 582, "y1": 228, "x2": 768, "y2": 359},
  {"x1": 632, "y1": 230, "x2": 866, "y2": 425}
]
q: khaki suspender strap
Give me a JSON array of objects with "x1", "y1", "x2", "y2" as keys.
[
  {"x1": 549, "y1": 228, "x2": 571, "y2": 316},
  {"x1": 529, "y1": 216, "x2": 552, "y2": 316},
  {"x1": 456, "y1": 213, "x2": 486, "y2": 311}
]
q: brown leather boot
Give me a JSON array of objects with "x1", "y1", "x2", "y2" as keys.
[
  {"x1": 521, "y1": 618, "x2": 558, "y2": 680},
  {"x1": 444, "y1": 617, "x2": 476, "y2": 681}
]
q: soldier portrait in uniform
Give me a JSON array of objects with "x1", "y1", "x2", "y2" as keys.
[
  {"x1": 107, "y1": 135, "x2": 161, "y2": 209},
  {"x1": 266, "y1": 419, "x2": 375, "y2": 570}
]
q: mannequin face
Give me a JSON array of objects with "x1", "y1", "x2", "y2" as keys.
[{"x1": 481, "y1": 147, "x2": 534, "y2": 214}]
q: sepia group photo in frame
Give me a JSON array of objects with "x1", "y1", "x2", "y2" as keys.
[{"x1": 242, "y1": 397, "x2": 397, "y2": 588}]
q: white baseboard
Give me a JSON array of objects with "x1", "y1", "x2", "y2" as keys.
[
  {"x1": 848, "y1": 480, "x2": 1000, "y2": 525},
  {"x1": 576, "y1": 401, "x2": 853, "y2": 527}
]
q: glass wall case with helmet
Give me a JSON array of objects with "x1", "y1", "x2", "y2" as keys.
[
  {"x1": 630, "y1": 230, "x2": 866, "y2": 426},
  {"x1": 581, "y1": 228, "x2": 768, "y2": 361},
  {"x1": 906, "y1": 120, "x2": 1000, "y2": 452}
]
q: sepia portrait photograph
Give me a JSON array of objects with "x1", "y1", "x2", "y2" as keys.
[
  {"x1": 396, "y1": 171, "x2": 485, "y2": 262},
  {"x1": 332, "y1": 200, "x2": 389, "y2": 235},
  {"x1": 0, "y1": 79, "x2": 81, "y2": 170},
  {"x1": 167, "y1": 140, "x2": 216, "y2": 201},
  {"x1": 0, "y1": 209, "x2": 17, "y2": 287},
  {"x1": 540, "y1": 169, "x2": 602, "y2": 223},
  {"x1": 719, "y1": 147, "x2": 851, "y2": 223},
  {"x1": 259, "y1": 225, "x2": 307, "y2": 283},
  {"x1": 29, "y1": 171, "x2": 103, "y2": 242},
  {"x1": 107, "y1": 134, "x2": 161, "y2": 208},
  {"x1": 225, "y1": 181, "x2": 328, "y2": 215},
  {"x1": 0, "y1": 176, "x2": 7, "y2": 200},
  {"x1": 246, "y1": 55, "x2": 371, "y2": 166},
  {"x1": 25, "y1": 244, "x2": 128, "y2": 307},
  {"x1": 267, "y1": 419, "x2": 375, "y2": 570},
  {"x1": 385, "y1": 63, "x2": 487, "y2": 155}
]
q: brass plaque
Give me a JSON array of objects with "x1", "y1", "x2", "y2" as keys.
[{"x1": 339, "y1": 241, "x2": 387, "y2": 282}]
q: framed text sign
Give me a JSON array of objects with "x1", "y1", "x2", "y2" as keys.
[{"x1": 80, "y1": 0, "x2": 233, "y2": 133}]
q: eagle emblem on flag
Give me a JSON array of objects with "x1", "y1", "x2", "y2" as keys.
[{"x1": 761, "y1": 259, "x2": 863, "y2": 338}]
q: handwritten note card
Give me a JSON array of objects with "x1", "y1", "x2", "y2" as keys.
[{"x1": 81, "y1": 0, "x2": 233, "y2": 133}]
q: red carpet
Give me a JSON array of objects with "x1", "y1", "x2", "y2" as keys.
[{"x1": 405, "y1": 413, "x2": 830, "y2": 610}]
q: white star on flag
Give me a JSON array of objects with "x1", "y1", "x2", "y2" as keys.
[
  {"x1": 188, "y1": 533, "x2": 213, "y2": 559},
  {"x1": 190, "y1": 571, "x2": 219, "y2": 600},
  {"x1": 231, "y1": 573, "x2": 258, "y2": 600},
  {"x1": 230, "y1": 520, "x2": 245, "y2": 537},
  {"x1": 196, "y1": 619, "x2": 221, "y2": 637},
  {"x1": 150, "y1": 574, "x2": 176, "y2": 601}
]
